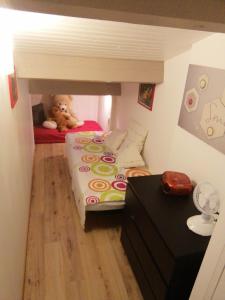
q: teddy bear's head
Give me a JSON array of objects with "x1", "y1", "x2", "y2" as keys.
[{"x1": 52, "y1": 95, "x2": 73, "y2": 113}]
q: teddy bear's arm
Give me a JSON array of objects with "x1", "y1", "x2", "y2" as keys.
[
  {"x1": 61, "y1": 112, "x2": 71, "y2": 119},
  {"x1": 70, "y1": 111, "x2": 79, "y2": 120}
]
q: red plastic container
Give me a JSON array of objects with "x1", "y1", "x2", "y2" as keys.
[{"x1": 161, "y1": 171, "x2": 193, "y2": 196}]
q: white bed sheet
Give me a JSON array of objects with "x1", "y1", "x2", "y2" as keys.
[{"x1": 65, "y1": 131, "x2": 150, "y2": 229}]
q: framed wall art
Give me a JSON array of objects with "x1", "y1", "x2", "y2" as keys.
[
  {"x1": 178, "y1": 64, "x2": 225, "y2": 155},
  {"x1": 8, "y1": 66, "x2": 18, "y2": 109},
  {"x1": 138, "y1": 83, "x2": 155, "y2": 111}
]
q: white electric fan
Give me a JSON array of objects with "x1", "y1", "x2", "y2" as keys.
[{"x1": 187, "y1": 182, "x2": 220, "y2": 236}]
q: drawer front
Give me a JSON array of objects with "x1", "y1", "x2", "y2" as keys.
[
  {"x1": 125, "y1": 214, "x2": 167, "y2": 300},
  {"x1": 121, "y1": 229, "x2": 155, "y2": 300},
  {"x1": 125, "y1": 186, "x2": 175, "y2": 284}
]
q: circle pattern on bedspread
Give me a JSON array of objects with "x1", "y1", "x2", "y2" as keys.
[
  {"x1": 101, "y1": 155, "x2": 116, "y2": 164},
  {"x1": 91, "y1": 162, "x2": 118, "y2": 177},
  {"x1": 81, "y1": 154, "x2": 100, "y2": 163},
  {"x1": 79, "y1": 166, "x2": 90, "y2": 172},
  {"x1": 77, "y1": 131, "x2": 94, "y2": 136},
  {"x1": 100, "y1": 190, "x2": 124, "y2": 202},
  {"x1": 111, "y1": 180, "x2": 127, "y2": 191},
  {"x1": 92, "y1": 137, "x2": 104, "y2": 144},
  {"x1": 73, "y1": 145, "x2": 83, "y2": 150},
  {"x1": 83, "y1": 143, "x2": 105, "y2": 153},
  {"x1": 88, "y1": 179, "x2": 111, "y2": 192},
  {"x1": 86, "y1": 196, "x2": 99, "y2": 205},
  {"x1": 103, "y1": 151, "x2": 114, "y2": 156},
  {"x1": 125, "y1": 168, "x2": 150, "y2": 178},
  {"x1": 75, "y1": 137, "x2": 92, "y2": 144},
  {"x1": 115, "y1": 174, "x2": 126, "y2": 181}
]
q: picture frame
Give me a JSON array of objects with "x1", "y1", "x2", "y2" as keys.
[
  {"x1": 138, "y1": 83, "x2": 155, "y2": 111},
  {"x1": 8, "y1": 66, "x2": 18, "y2": 108}
]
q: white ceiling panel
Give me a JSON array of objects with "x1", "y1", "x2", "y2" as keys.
[{"x1": 10, "y1": 10, "x2": 211, "y2": 61}]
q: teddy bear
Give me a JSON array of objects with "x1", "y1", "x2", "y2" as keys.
[{"x1": 43, "y1": 95, "x2": 84, "y2": 131}]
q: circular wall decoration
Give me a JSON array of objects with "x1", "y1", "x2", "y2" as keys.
[
  {"x1": 125, "y1": 168, "x2": 150, "y2": 178},
  {"x1": 81, "y1": 154, "x2": 100, "y2": 163},
  {"x1": 86, "y1": 196, "x2": 99, "y2": 205},
  {"x1": 184, "y1": 88, "x2": 199, "y2": 112},
  {"x1": 199, "y1": 74, "x2": 208, "y2": 91},
  {"x1": 100, "y1": 190, "x2": 124, "y2": 202},
  {"x1": 83, "y1": 143, "x2": 105, "y2": 153},
  {"x1": 91, "y1": 162, "x2": 118, "y2": 176},
  {"x1": 79, "y1": 166, "x2": 90, "y2": 172},
  {"x1": 207, "y1": 126, "x2": 214, "y2": 137},
  {"x1": 74, "y1": 137, "x2": 92, "y2": 144},
  {"x1": 88, "y1": 179, "x2": 111, "y2": 192},
  {"x1": 101, "y1": 155, "x2": 116, "y2": 164},
  {"x1": 111, "y1": 180, "x2": 127, "y2": 191}
]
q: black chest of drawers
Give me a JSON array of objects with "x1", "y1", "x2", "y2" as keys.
[{"x1": 121, "y1": 175, "x2": 210, "y2": 300}]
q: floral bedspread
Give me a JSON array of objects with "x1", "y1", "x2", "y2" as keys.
[{"x1": 66, "y1": 131, "x2": 150, "y2": 207}]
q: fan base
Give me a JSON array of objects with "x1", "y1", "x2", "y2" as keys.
[{"x1": 187, "y1": 214, "x2": 216, "y2": 236}]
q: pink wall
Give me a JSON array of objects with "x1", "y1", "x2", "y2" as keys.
[
  {"x1": 98, "y1": 95, "x2": 112, "y2": 131},
  {"x1": 31, "y1": 94, "x2": 100, "y2": 121},
  {"x1": 30, "y1": 94, "x2": 113, "y2": 128},
  {"x1": 71, "y1": 95, "x2": 99, "y2": 121},
  {"x1": 30, "y1": 94, "x2": 42, "y2": 106}
]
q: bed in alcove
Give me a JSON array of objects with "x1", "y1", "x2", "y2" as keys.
[
  {"x1": 34, "y1": 120, "x2": 102, "y2": 144},
  {"x1": 31, "y1": 93, "x2": 113, "y2": 144}
]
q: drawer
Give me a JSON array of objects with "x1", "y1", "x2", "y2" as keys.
[
  {"x1": 125, "y1": 214, "x2": 167, "y2": 300},
  {"x1": 125, "y1": 186, "x2": 175, "y2": 284},
  {"x1": 121, "y1": 229, "x2": 155, "y2": 300}
]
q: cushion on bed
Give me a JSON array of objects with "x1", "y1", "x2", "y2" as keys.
[
  {"x1": 104, "y1": 129, "x2": 127, "y2": 152},
  {"x1": 119, "y1": 120, "x2": 148, "y2": 152},
  {"x1": 117, "y1": 144, "x2": 145, "y2": 168}
]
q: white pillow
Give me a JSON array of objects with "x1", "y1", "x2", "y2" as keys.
[
  {"x1": 119, "y1": 120, "x2": 148, "y2": 152},
  {"x1": 42, "y1": 120, "x2": 57, "y2": 129},
  {"x1": 104, "y1": 129, "x2": 127, "y2": 152},
  {"x1": 117, "y1": 144, "x2": 145, "y2": 168}
]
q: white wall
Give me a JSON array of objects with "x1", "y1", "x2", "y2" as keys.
[
  {"x1": 115, "y1": 50, "x2": 190, "y2": 172},
  {"x1": 0, "y1": 77, "x2": 34, "y2": 300},
  {"x1": 167, "y1": 34, "x2": 225, "y2": 202},
  {"x1": 115, "y1": 33, "x2": 225, "y2": 200},
  {"x1": 114, "y1": 33, "x2": 225, "y2": 299}
]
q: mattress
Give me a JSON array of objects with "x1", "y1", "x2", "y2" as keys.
[
  {"x1": 66, "y1": 131, "x2": 151, "y2": 228},
  {"x1": 34, "y1": 120, "x2": 102, "y2": 144}
]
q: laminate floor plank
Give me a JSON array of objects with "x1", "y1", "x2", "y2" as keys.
[{"x1": 23, "y1": 143, "x2": 143, "y2": 300}]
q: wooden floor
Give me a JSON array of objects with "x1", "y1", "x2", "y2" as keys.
[{"x1": 23, "y1": 143, "x2": 143, "y2": 300}]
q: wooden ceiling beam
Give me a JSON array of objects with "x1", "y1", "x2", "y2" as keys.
[
  {"x1": 29, "y1": 79, "x2": 122, "y2": 95},
  {"x1": 0, "y1": 0, "x2": 225, "y2": 33},
  {"x1": 15, "y1": 52, "x2": 164, "y2": 83}
]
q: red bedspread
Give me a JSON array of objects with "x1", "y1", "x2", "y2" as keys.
[{"x1": 34, "y1": 120, "x2": 102, "y2": 144}]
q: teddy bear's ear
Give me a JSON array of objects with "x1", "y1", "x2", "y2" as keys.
[{"x1": 68, "y1": 95, "x2": 73, "y2": 101}]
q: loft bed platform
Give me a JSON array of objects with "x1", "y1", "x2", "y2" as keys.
[{"x1": 34, "y1": 120, "x2": 102, "y2": 144}]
